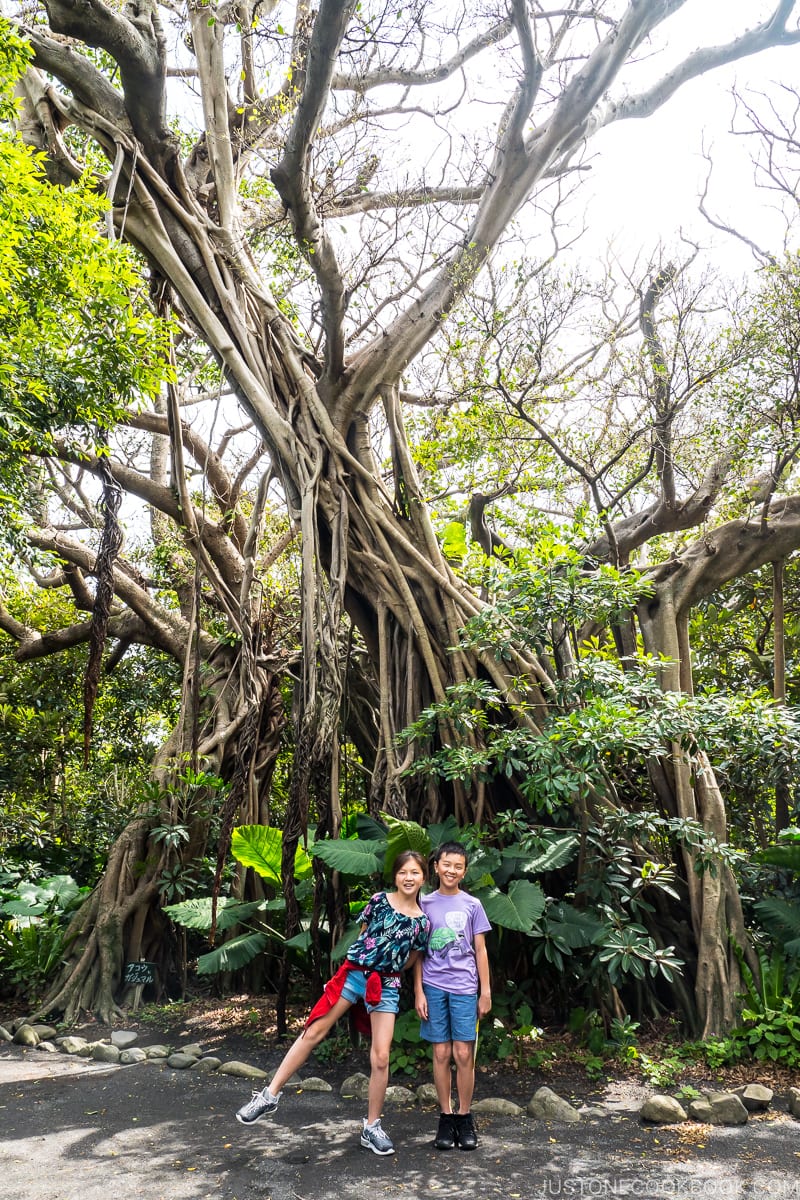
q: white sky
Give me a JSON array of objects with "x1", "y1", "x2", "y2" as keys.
[{"x1": 580, "y1": 3, "x2": 800, "y2": 270}]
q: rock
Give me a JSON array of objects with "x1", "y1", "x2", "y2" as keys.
[
  {"x1": 217, "y1": 1060, "x2": 268, "y2": 1080},
  {"x1": 76, "y1": 1041, "x2": 104, "y2": 1057},
  {"x1": 36, "y1": 1041, "x2": 58, "y2": 1053},
  {"x1": 580, "y1": 1105, "x2": 610, "y2": 1118},
  {"x1": 111, "y1": 1031, "x2": 139, "y2": 1050},
  {"x1": 735, "y1": 1083, "x2": 773, "y2": 1111},
  {"x1": 178, "y1": 1042, "x2": 204, "y2": 1058},
  {"x1": 384, "y1": 1085, "x2": 416, "y2": 1104},
  {"x1": 191, "y1": 1056, "x2": 222, "y2": 1073},
  {"x1": 31, "y1": 1024, "x2": 59, "y2": 1040},
  {"x1": 416, "y1": 1084, "x2": 439, "y2": 1105},
  {"x1": 292, "y1": 1077, "x2": 332, "y2": 1092},
  {"x1": 120, "y1": 1048, "x2": 148, "y2": 1065},
  {"x1": 56, "y1": 1037, "x2": 88, "y2": 1055},
  {"x1": 340, "y1": 1072, "x2": 370, "y2": 1100},
  {"x1": 0, "y1": 1025, "x2": 12, "y2": 1042},
  {"x1": 473, "y1": 1097, "x2": 524, "y2": 1116},
  {"x1": 689, "y1": 1093, "x2": 748, "y2": 1125},
  {"x1": 527, "y1": 1086, "x2": 581, "y2": 1123},
  {"x1": 640, "y1": 1095, "x2": 688, "y2": 1124},
  {"x1": 143, "y1": 1045, "x2": 171, "y2": 1060},
  {"x1": 91, "y1": 1043, "x2": 121, "y2": 1064},
  {"x1": 13, "y1": 1025, "x2": 39, "y2": 1047},
  {"x1": 167, "y1": 1052, "x2": 198, "y2": 1069},
  {"x1": 788, "y1": 1087, "x2": 800, "y2": 1118}
]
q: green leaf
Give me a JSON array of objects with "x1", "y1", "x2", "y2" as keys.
[
  {"x1": 382, "y1": 815, "x2": 431, "y2": 881},
  {"x1": 472, "y1": 879, "x2": 546, "y2": 931},
  {"x1": 331, "y1": 919, "x2": 361, "y2": 962},
  {"x1": 163, "y1": 896, "x2": 266, "y2": 932},
  {"x1": 442, "y1": 520, "x2": 468, "y2": 563},
  {"x1": 196, "y1": 931, "x2": 268, "y2": 975},
  {"x1": 517, "y1": 835, "x2": 579, "y2": 875},
  {"x1": 231, "y1": 824, "x2": 312, "y2": 886},
  {"x1": 310, "y1": 838, "x2": 383, "y2": 877}
]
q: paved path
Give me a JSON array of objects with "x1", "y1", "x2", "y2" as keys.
[{"x1": 2, "y1": 1046, "x2": 800, "y2": 1200}]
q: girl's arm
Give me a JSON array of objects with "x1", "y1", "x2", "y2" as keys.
[
  {"x1": 412, "y1": 953, "x2": 428, "y2": 1020},
  {"x1": 475, "y1": 932, "x2": 492, "y2": 1018}
]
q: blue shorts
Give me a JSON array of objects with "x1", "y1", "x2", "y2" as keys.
[
  {"x1": 340, "y1": 969, "x2": 400, "y2": 1014},
  {"x1": 420, "y1": 985, "x2": 478, "y2": 1043}
]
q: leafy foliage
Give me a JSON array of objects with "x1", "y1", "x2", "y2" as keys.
[
  {"x1": 0, "y1": 20, "x2": 170, "y2": 538},
  {"x1": 0, "y1": 870, "x2": 88, "y2": 1000}
]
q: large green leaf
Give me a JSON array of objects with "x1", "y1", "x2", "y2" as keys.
[
  {"x1": 196, "y1": 931, "x2": 268, "y2": 975},
  {"x1": 355, "y1": 814, "x2": 389, "y2": 841},
  {"x1": 231, "y1": 825, "x2": 312, "y2": 886},
  {"x1": 514, "y1": 835, "x2": 579, "y2": 876},
  {"x1": 331, "y1": 919, "x2": 362, "y2": 962},
  {"x1": 473, "y1": 879, "x2": 546, "y2": 931},
  {"x1": 758, "y1": 841, "x2": 800, "y2": 873},
  {"x1": 383, "y1": 815, "x2": 431, "y2": 881},
  {"x1": 163, "y1": 897, "x2": 266, "y2": 933},
  {"x1": 311, "y1": 838, "x2": 383, "y2": 877}
]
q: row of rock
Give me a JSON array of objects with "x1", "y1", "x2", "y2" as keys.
[
  {"x1": 3, "y1": 1020, "x2": 797, "y2": 1126},
  {"x1": 1, "y1": 1021, "x2": 582, "y2": 1119},
  {"x1": 641, "y1": 1083, "x2": 800, "y2": 1125}
]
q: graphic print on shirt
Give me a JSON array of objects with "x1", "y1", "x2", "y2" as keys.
[{"x1": 429, "y1": 908, "x2": 471, "y2": 961}]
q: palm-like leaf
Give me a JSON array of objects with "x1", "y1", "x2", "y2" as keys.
[
  {"x1": 196, "y1": 931, "x2": 268, "y2": 975},
  {"x1": 163, "y1": 897, "x2": 266, "y2": 933}
]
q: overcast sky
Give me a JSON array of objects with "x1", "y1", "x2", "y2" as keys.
[{"x1": 580, "y1": 3, "x2": 800, "y2": 271}]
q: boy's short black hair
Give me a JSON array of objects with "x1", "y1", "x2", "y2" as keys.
[{"x1": 432, "y1": 841, "x2": 469, "y2": 865}]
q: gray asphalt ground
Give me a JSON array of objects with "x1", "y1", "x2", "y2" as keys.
[{"x1": 2, "y1": 1045, "x2": 800, "y2": 1200}]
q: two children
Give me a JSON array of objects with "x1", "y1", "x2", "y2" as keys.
[{"x1": 235, "y1": 840, "x2": 491, "y2": 1154}]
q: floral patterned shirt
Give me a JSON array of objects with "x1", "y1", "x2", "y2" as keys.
[{"x1": 346, "y1": 891, "x2": 430, "y2": 989}]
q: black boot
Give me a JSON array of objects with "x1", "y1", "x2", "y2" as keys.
[
  {"x1": 434, "y1": 1112, "x2": 457, "y2": 1150},
  {"x1": 454, "y1": 1111, "x2": 478, "y2": 1150}
]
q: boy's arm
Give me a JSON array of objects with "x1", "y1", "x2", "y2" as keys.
[{"x1": 475, "y1": 932, "x2": 492, "y2": 1018}]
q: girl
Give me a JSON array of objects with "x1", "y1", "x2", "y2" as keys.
[
  {"x1": 235, "y1": 849, "x2": 429, "y2": 1155},
  {"x1": 414, "y1": 841, "x2": 492, "y2": 1151}
]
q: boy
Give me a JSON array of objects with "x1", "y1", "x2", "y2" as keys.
[{"x1": 414, "y1": 842, "x2": 491, "y2": 1150}]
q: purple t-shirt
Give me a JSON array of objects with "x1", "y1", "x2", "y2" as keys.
[{"x1": 420, "y1": 890, "x2": 491, "y2": 995}]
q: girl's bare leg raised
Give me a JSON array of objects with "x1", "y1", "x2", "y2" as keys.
[{"x1": 267, "y1": 996, "x2": 352, "y2": 1096}]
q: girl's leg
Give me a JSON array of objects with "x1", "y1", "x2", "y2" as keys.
[
  {"x1": 267, "y1": 996, "x2": 352, "y2": 1095},
  {"x1": 452, "y1": 1040, "x2": 475, "y2": 1113},
  {"x1": 366, "y1": 1010, "x2": 396, "y2": 1124},
  {"x1": 431, "y1": 1041, "x2": 454, "y2": 1111}
]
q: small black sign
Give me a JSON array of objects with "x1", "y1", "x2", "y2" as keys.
[{"x1": 123, "y1": 960, "x2": 156, "y2": 985}]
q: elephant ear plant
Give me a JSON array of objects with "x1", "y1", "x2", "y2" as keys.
[
  {"x1": 163, "y1": 825, "x2": 313, "y2": 974},
  {"x1": 0, "y1": 872, "x2": 88, "y2": 1001}
]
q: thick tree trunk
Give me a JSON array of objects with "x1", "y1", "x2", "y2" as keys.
[{"x1": 29, "y1": 654, "x2": 285, "y2": 1024}]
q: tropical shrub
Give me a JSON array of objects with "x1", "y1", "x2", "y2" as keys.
[{"x1": 0, "y1": 870, "x2": 88, "y2": 1000}]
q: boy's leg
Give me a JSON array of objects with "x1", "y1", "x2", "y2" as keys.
[
  {"x1": 432, "y1": 1040, "x2": 454, "y2": 1111},
  {"x1": 452, "y1": 1039, "x2": 476, "y2": 1112},
  {"x1": 449, "y1": 993, "x2": 480, "y2": 1149}
]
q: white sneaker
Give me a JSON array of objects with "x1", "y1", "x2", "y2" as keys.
[
  {"x1": 236, "y1": 1087, "x2": 280, "y2": 1124},
  {"x1": 360, "y1": 1118, "x2": 395, "y2": 1155}
]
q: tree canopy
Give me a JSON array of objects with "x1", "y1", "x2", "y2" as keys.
[{"x1": 1, "y1": 1, "x2": 800, "y2": 1033}]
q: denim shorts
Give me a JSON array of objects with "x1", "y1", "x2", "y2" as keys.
[
  {"x1": 419, "y1": 985, "x2": 479, "y2": 1043},
  {"x1": 340, "y1": 968, "x2": 400, "y2": 1014}
]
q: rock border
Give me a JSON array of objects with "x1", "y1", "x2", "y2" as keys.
[{"x1": 1, "y1": 1018, "x2": 795, "y2": 1126}]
